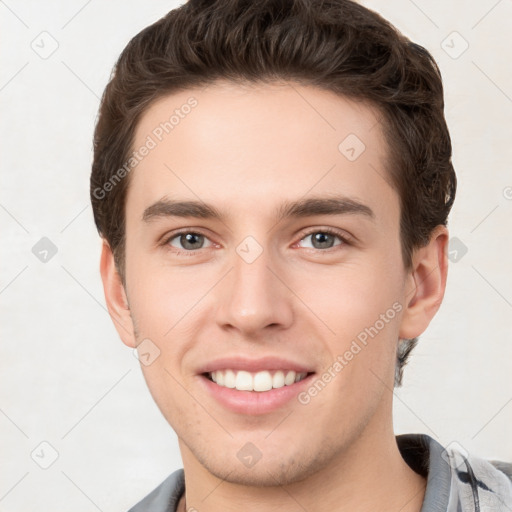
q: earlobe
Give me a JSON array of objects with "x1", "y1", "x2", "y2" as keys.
[
  {"x1": 399, "y1": 225, "x2": 449, "y2": 339},
  {"x1": 99, "y1": 240, "x2": 137, "y2": 348}
]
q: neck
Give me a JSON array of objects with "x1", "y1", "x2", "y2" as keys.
[{"x1": 178, "y1": 421, "x2": 426, "y2": 512}]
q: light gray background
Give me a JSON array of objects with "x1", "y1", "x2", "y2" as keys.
[{"x1": 1, "y1": 1, "x2": 511, "y2": 510}]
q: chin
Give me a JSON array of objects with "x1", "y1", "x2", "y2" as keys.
[
  {"x1": 203, "y1": 460, "x2": 312, "y2": 487},
  {"x1": 190, "y1": 439, "x2": 339, "y2": 488}
]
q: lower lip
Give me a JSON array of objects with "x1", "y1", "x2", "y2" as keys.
[{"x1": 199, "y1": 374, "x2": 315, "y2": 415}]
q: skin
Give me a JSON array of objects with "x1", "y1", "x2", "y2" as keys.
[{"x1": 100, "y1": 80, "x2": 448, "y2": 512}]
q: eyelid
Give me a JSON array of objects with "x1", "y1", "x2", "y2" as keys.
[
  {"x1": 160, "y1": 226, "x2": 354, "y2": 254},
  {"x1": 161, "y1": 228, "x2": 214, "y2": 249},
  {"x1": 294, "y1": 227, "x2": 353, "y2": 248}
]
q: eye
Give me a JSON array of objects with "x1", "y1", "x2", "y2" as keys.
[
  {"x1": 162, "y1": 228, "x2": 350, "y2": 254},
  {"x1": 297, "y1": 229, "x2": 349, "y2": 250},
  {"x1": 165, "y1": 231, "x2": 214, "y2": 252}
]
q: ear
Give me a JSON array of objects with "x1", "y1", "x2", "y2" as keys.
[
  {"x1": 99, "y1": 240, "x2": 137, "y2": 348},
  {"x1": 399, "y1": 225, "x2": 449, "y2": 339}
]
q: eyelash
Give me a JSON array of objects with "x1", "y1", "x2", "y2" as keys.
[
  {"x1": 161, "y1": 227, "x2": 352, "y2": 255},
  {"x1": 294, "y1": 227, "x2": 351, "y2": 251}
]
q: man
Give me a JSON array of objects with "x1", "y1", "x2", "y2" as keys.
[{"x1": 90, "y1": 0, "x2": 512, "y2": 510}]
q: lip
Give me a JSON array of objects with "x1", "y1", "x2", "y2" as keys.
[
  {"x1": 196, "y1": 356, "x2": 316, "y2": 415},
  {"x1": 196, "y1": 356, "x2": 314, "y2": 374}
]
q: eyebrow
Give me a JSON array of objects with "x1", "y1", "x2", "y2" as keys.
[{"x1": 142, "y1": 195, "x2": 375, "y2": 224}]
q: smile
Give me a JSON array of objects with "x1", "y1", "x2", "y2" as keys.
[{"x1": 207, "y1": 369, "x2": 309, "y2": 392}]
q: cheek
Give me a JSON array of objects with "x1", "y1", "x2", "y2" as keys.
[
  {"x1": 139, "y1": 361, "x2": 205, "y2": 435},
  {"x1": 299, "y1": 257, "x2": 403, "y2": 394},
  {"x1": 125, "y1": 249, "x2": 202, "y2": 335},
  {"x1": 294, "y1": 259, "x2": 403, "y2": 338}
]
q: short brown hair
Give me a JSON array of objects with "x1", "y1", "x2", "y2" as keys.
[{"x1": 90, "y1": 0, "x2": 456, "y2": 385}]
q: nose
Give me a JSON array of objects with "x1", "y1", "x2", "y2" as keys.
[{"x1": 215, "y1": 242, "x2": 294, "y2": 337}]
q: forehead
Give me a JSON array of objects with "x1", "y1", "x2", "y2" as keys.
[{"x1": 127, "y1": 81, "x2": 396, "y2": 223}]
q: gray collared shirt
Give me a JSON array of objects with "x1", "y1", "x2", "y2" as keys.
[{"x1": 127, "y1": 434, "x2": 512, "y2": 511}]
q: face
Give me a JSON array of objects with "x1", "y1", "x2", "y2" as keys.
[{"x1": 118, "y1": 81, "x2": 418, "y2": 485}]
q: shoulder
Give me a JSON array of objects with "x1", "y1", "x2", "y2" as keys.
[
  {"x1": 433, "y1": 437, "x2": 512, "y2": 510},
  {"x1": 489, "y1": 459, "x2": 512, "y2": 482},
  {"x1": 397, "y1": 433, "x2": 512, "y2": 511},
  {"x1": 127, "y1": 469, "x2": 185, "y2": 512}
]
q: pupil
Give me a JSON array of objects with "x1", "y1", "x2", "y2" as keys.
[
  {"x1": 314, "y1": 232, "x2": 333, "y2": 248},
  {"x1": 182, "y1": 233, "x2": 202, "y2": 249}
]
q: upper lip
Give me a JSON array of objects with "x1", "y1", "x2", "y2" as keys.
[{"x1": 196, "y1": 356, "x2": 315, "y2": 375}]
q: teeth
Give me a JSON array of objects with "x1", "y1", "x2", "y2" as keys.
[
  {"x1": 254, "y1": 371, "x2": 273, "y2": 392},
  {"x1": 208, "y1": 369, "x2": 308, "y2": 392},
  {"x1": 273, "y1": 370, "x2": 285, "y2": 389},
  {"x1": 224, "y1": 369, "x2": 236, "y2": 388},
  {"x1": 285, "y1": 370, "x2": 296, "y2": 385},
  {"x1": 235, "y1": 370, "x2": 253, "y2": 391}
]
